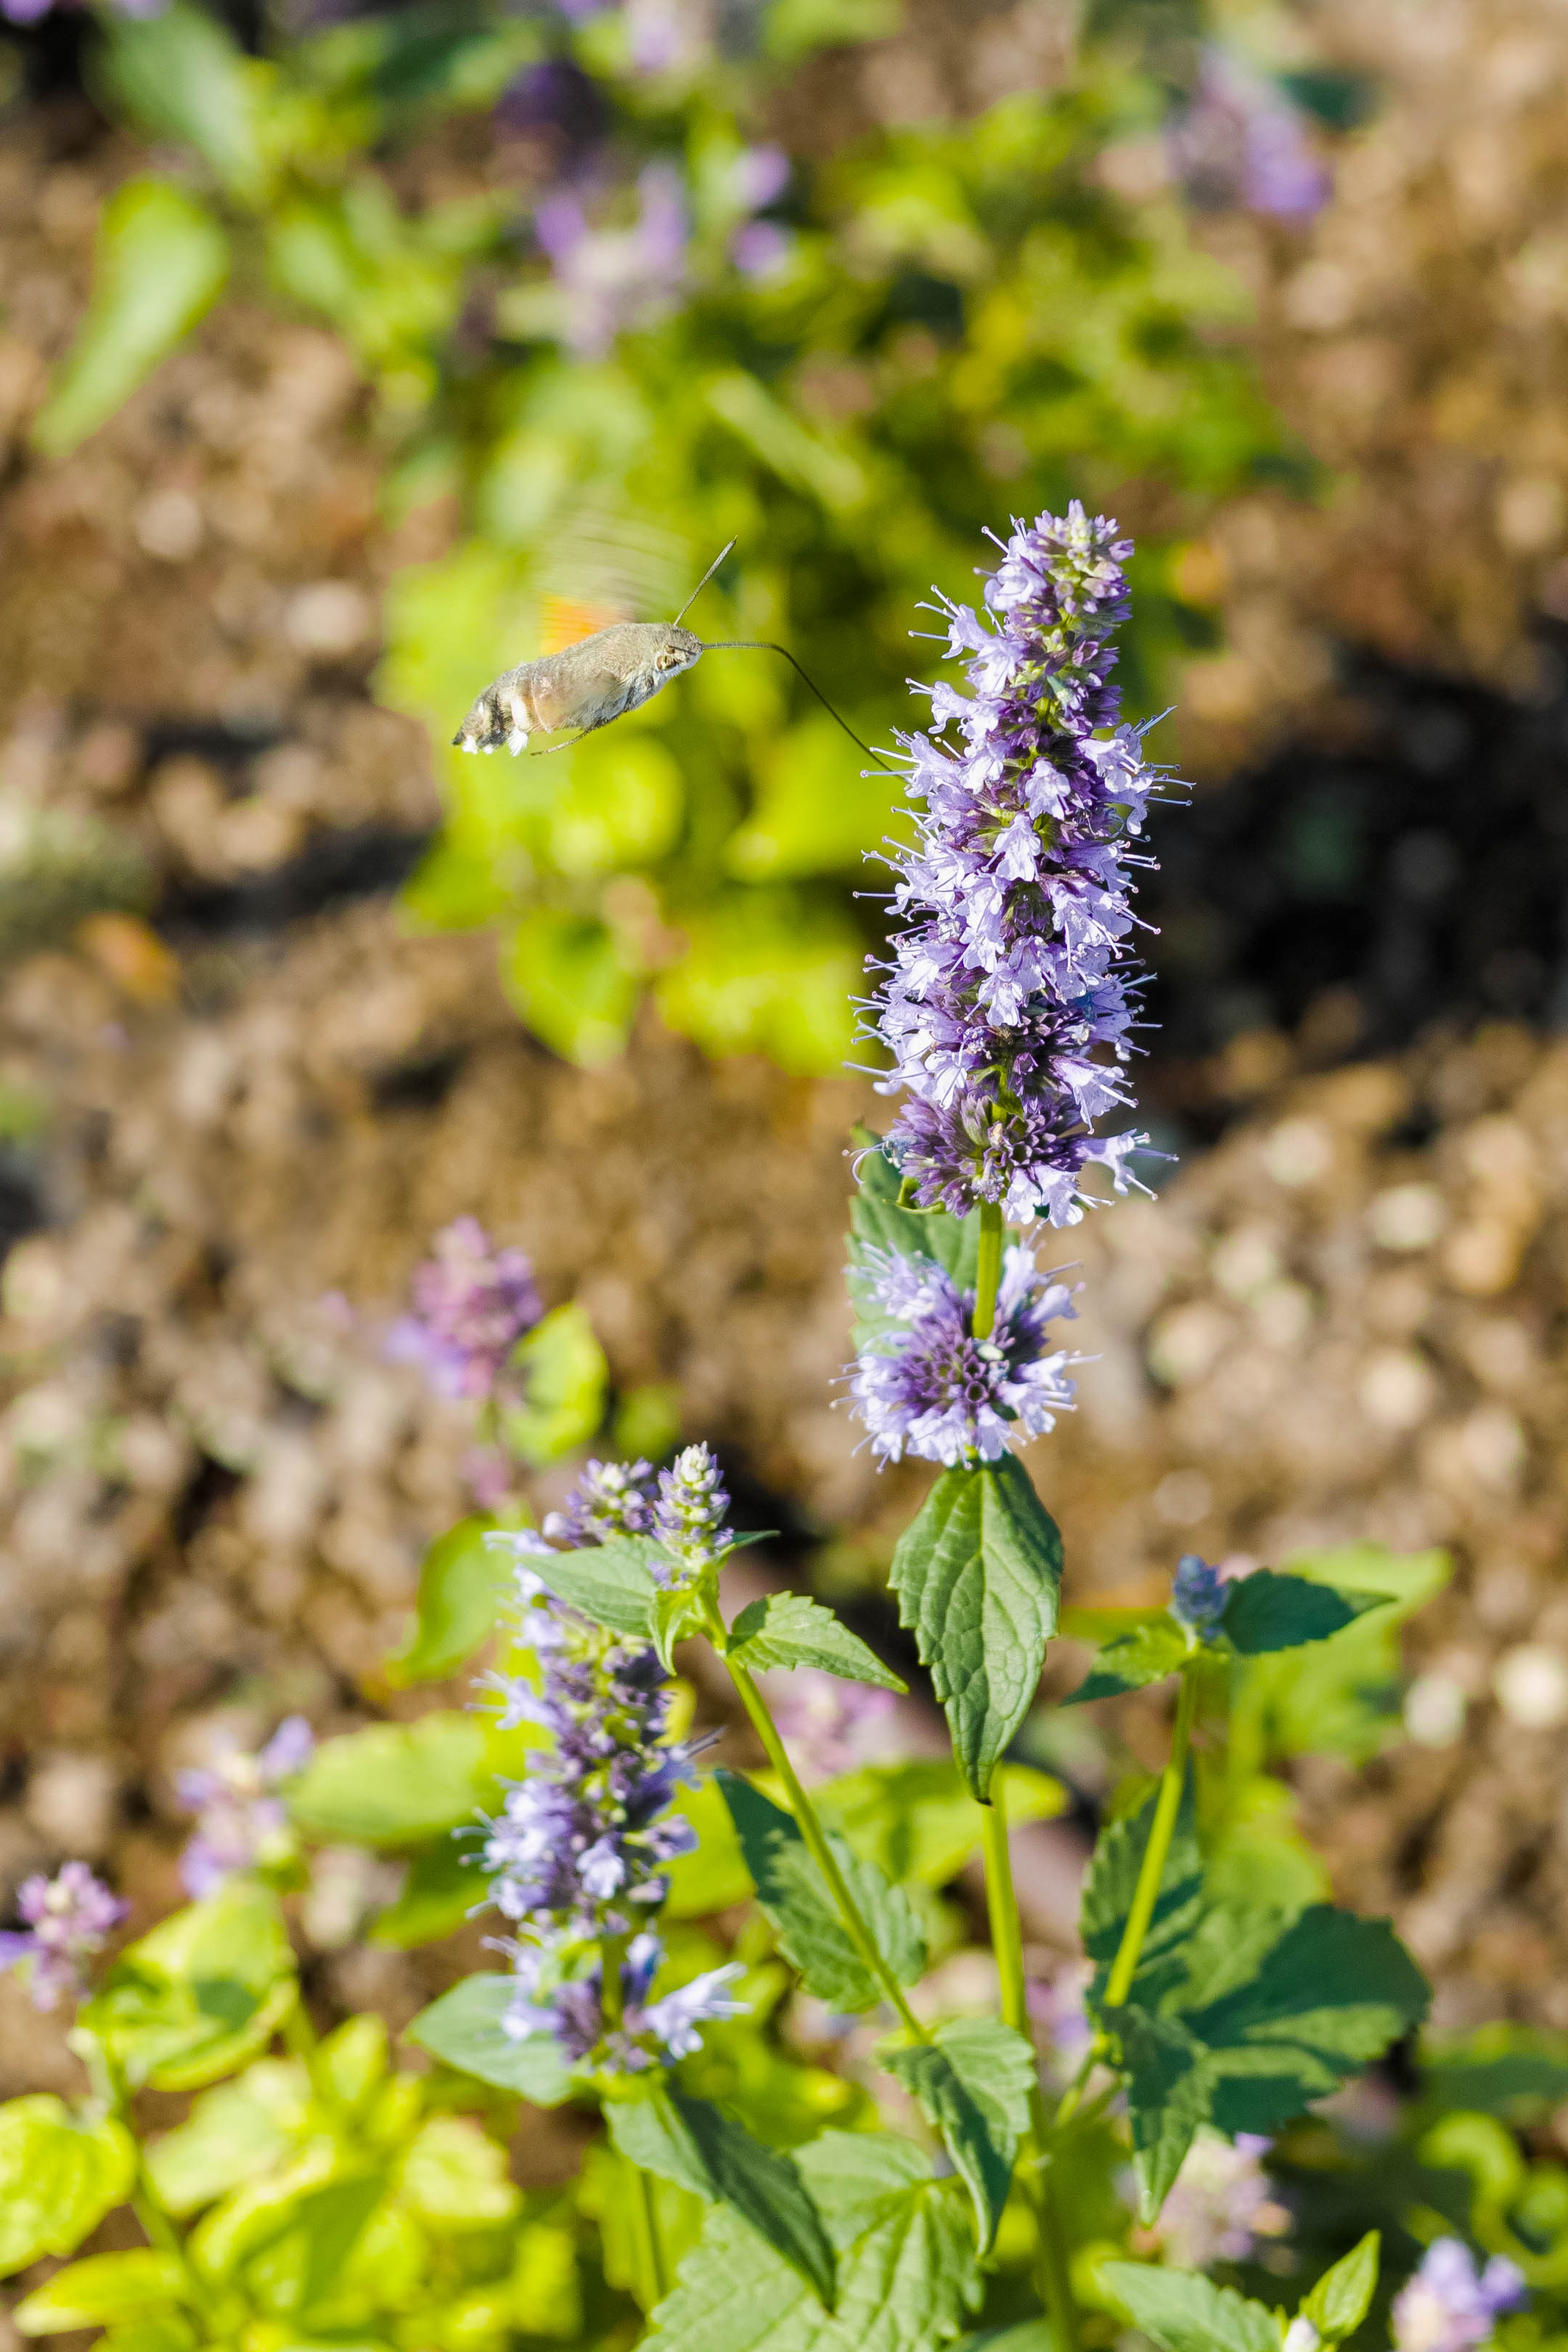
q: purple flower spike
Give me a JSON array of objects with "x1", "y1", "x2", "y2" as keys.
[
  {"x1": 504, "y1": 1932, "x2": 746, "y2": 2070},
  {"x1": 651, "y1": 1443, "x2": 731, "y2": 1579},
  {"x1": 544, "y1": 1457, "x2": 658, "y2": 1547},
  {"x1": 849, "y1": 1244, "x2": 1078, "y2": 1467},
  {"x1": 0, "y1": 1861, "x2": 127, "y2": 2012},
  {"x1": 1169, "y1": 1553, "x2": 1227, "y2": 1636},
  {"x1": 385, "y1": 1217, "x2": 542, "y2": 1401},
  {"x1": 1392, "y1": 2240, "x2": 1528, "y2": 2352},
  {"x1": 176, "y1": 1716, "x2": 314, "y2": 1898},
  {"x1": 869, "y1": 505, "x2": 1174, "y2": 1228}
]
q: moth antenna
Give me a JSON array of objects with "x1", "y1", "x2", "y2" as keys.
[
  {"x1": 671, "y1": 538, "x2": 738, "y2": 627},
  {"x1": 699, "y1": 642, "x2": 894, "y2": 769}
]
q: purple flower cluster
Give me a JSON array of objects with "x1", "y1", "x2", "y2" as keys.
[
  {"x1": 1169, "y1": 1553, "x2": 1228, "y2": 1636},
  {"x1": 386, "y1": 1217, "x2": 542, "y2": 1402},
  {"x1": 650, "y1": 1443, "x2": 732, "y2": 1578},
  {"x1": 543, "y1": 1455, "x2": 657, "y2": 1546},
  {"x1": 849, "y1": 1244, "x2": 1078, "y2": 1467},
  {"x1": 0, "y1": 1862, "x2": 126, "y2": 2012},
  {"x1": 870, "y1": 505, "x2": 1167, "y2": 1228},
  {"x1": 1169, "y1": 47, "x2": 1330, "y2": 223},
  {"x1": 506, "y1": 1929, "x2": 746, "y2": 2073},
  {"x1": 1151, "y1": 2130, "x2": 1291, "y2": 2266},
  {"x1": 176, "y1": 1718, "x2": 314, "y2": 1898},
  {"x1": 1, "y1": 0, "x2": 160, "y2": 24},
  {"x1": 1392, "y1": 2241, "x2": 1527, "y2": 2352},
  {"x1": 535, "y1": 163, "x2": 689, "y2": 358}
]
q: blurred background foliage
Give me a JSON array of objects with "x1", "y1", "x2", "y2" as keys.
[{"x1": 17, "y1": 0, "x2": 1346, "y2": 1068}]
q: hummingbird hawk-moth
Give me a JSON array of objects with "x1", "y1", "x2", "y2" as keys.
[{"x1": 451, "y1": 541, "x2": 882, "y2": 764}]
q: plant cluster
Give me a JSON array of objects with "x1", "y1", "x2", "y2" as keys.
[
  {"x1": 14, "y1": 0, "x2": 1332, "y2": 1070},
  {"x1": 0, "y1": 515, "x2": 1562, "y2": 2352}
]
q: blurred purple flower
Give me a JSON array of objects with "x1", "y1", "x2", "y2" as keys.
[
  {"x1": 1151, "y1": 2130, "x2": 1291, "y2": 2266},
  {"x1": 534, "y1": 163, "x2": 689, "y2": 357},
  {"x1": 731, "y1": 144, "x2": 790, "y2": 211},
  {"x1": 504, "y1": 1930, "x2": 746, "y2": 2068},
  {"x1": 385, "y1": 1217, "x2": 542, "y2": 1401},
  {"x1": 0, "y1": 1862, "x2": 126, "y2": 2011},
  {"x1": 1169, "y1": 1551, "x2": 1227, "y2": 1636},
  {"x1": 1028, "y1": 1960, "x2": 1094, "y2": 2086},
  {"x1": 494, "y1": 58, "x2": 608, "y2": 158},
  {"x1": 1392, "y1": 2242, "x2": 1527, "y2": 2352},
  {"x1": 176, "y1": 1717, "x2": 314, "y2": 1897},
  {"x1": 848, "y1": 1244, "x2": 1078, "y2": 1467},
  {"x1": 732, "y1": 221, "x2": 791, "y2": 279},
  {"x1": 1169, "y1": 47, "x2": 1330, "y2": 221},
  {"x1": 760, "y1": 1670, "x2": 899, "y2": 1782}
]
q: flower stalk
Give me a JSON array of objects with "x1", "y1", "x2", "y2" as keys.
[{"x1": 1104, "y1": 1657, "x2": 1199, "y2": 2010}]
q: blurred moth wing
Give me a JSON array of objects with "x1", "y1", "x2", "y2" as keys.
[{"x1": 451, "y1": 622, "x2": 703, "y2": 754}]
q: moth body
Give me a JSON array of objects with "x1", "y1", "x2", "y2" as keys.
[{"x1": 452, "y1": 621, "x2": 703, "y2": 754}]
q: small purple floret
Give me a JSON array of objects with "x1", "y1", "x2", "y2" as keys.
[
  {"x1": 848, "y1": 1244, "x2": 1078, "y2": 1467},
  {"x1": 0, "y1": 1861, "x2": 127, "y2": 2011},
  {"x1": 544, "y1": 1456, "x2": 658, "y2": 1547}
]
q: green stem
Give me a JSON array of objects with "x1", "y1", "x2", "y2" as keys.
[
  {"x1": 981, "y1": 1787, "x2": 1078, "y2": 2352},
  {"x1": 972, "y1": 1200, "x2": 1005, "y2": 1339},
  {"x1": 99, "y1": 2045, "x2": 222, "y2": 2335},
  {"x1": 629, "y1": 2158, "x2": 666, "y2": 2311},
  {"x1": 1103, "y1": 1660, "x2": 1199, "y2": 2010},
  {"x1": 706, "y1": 1600, "x2": 930, "y2": 2043}
]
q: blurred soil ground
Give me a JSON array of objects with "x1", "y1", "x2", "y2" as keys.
[{"x1": 2, "y1": 0, "x2": 1568, "y2": 2084}]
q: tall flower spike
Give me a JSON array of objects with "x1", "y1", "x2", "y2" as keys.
[
  {"x1": 544, "y1": 1456, "x2": 658, "y2": 1546},
  {"x1": 868, "y1": 505, "x2": 1172, "y2": 1226},
  {"x1": 848, "y1": 1244, "x2": 1079, "y2": 1467},
  {"x1": 0, "y1": 1861, "x2": 127, "y2": 2012},
  {"x1": 651, "y1": 1443, "x2": 732, "y2": 1580}
]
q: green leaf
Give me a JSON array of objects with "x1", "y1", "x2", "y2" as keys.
[
  {"x1": 640, "y1": 2131, "x2": 978, "y2": 2352},
  {"x1": 652, "y1": 1580, "x2": 706, "y2": 1672},
  {"x1": 369, "y1": 1833, "x2": 483, "y2": 1947},
  {"x1": 881, "y1": 2020, "x2": 1034, "y2": 2248},
  {"x1": 530, "y1": 1535, "x2": 663, "y2": 1638},
  {"x1": 1302, "y1": 2230, "x2": 1381, "y2": 2343},
  {"x1": 664, "y1": 1776, "x2": 756, "y2": 1918},
  {"x1": 499, "y1": 1301, "x2": 609, "y2": 1469},
  {"x1": 188, "y1": 2158, "x2": 385, "y2": 2300},
  {"x1": 1420, "y1": 2021, "x2": 1568, "y2": 2120},
  {"x1": 285, "y1": 1711, "x2": 487, "y2": 1847},
  {"x1": 718, "y1": 1771, "x2": 925, "y2": 2012},
  {"x1": 405, "y1": 1972, "x2": 577, "y2": 2104},
  {"x1": 15, "y1": 2252, "x2": 187, "y2": 2335},
  {"x1": 144, "y1": 2062, "x2": 304, "y2": 2217},
  {"x1": 1221, "y1": 1570, "x2": 1389, "y2": 1656},
  {"x1": 1080, "y1": 1776, "x2": 1204, "y2": 2005},
  {"x1": 1063, "y1": 1615, "x2": 1189, "y2": 1704},
  {"x1": 846, "y1": 1143, "x2": 979, "y2": 1349},
  {"x1": 889, "y1": 1458, "x2": 1062, "y2": 1800},
  {"x1": 399, "y1": 2115, "x2": 520, "y2": 2226},
  {"x1": 815, "y1": 1760, "x2": 1065, "y2": 1888},
  {"x1": 0, "y1": 2099, "x2": 135, "y2": 2276},
  {"x1": 385, "y1": 1516, "x2": 509, "y2": 1685},
  {"x1": 1238, "y1": 1543, "x2": 1452, "y2": 1764},
  {"x1": 1099, "y1": 2264, "x2": 1281, "y2": 2352},
  {"x1": 80, "y1": 1880, "x2": 296, "y2": 2094},
  {"x1": 30, "y1": 179, "x2": 229, "y2": 460},
  {"x1": 730, "y1": 1593, "x2": 907, "y2": 1691},
  {"x1": 607, "y1": 2088, "x2": 836, "y2": 2307},
  {"x1": 94, "y1": 4, "x2": 266, "y2": 200},
  {"x1": 502, "y1": 910, "x2": 641, "y2": 1069}
]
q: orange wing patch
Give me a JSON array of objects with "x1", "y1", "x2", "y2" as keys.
[{"x1": 539, "y1": 595, "x2": 629, "y2": 655}]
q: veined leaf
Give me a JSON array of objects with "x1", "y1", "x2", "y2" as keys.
[
  {"x1": 607, "y1": 2087, "x2": 836, "y2": 2306},
  {"x1": 1063, "y1": 1614, "x2": 1188, "y2": 1705},
  {"x1": 640, "y1": 2131, "x2": 979, "y2": 2352},
  {"x1": 188, "y1": 2155, "x2": 385, "y2": 2295},
  {"x1": 80, "y1": 1880, "x2": 296, "y2": 2094},
  {"x1": 1302, "y1": 2231, "x2": 1381, "y2": 2342},
  {"x1": 718, "y1": 1771, "x2": 925, "y2": 2012},
  {"x1": 530, "y1": 1535, "x2": 663, "y2": 1638},
  {"x1": 1220, "y1": 1569, "x2": 1389, "y2": 1656},
  {"x1": 499, "y1": 1301, "x2": 608, "y2": 1468},
  {"x1": 385, "y1": 1516, "x2": 508, "y2": 1685},
  {"x1": 730, "y1": 1592, "x2": 907, "y2": 1691},
  {"x1": 405, "y1": 1973, "x2": 576, "y2": 2104},
  {"x1": 846, "y1": 1142, "x2": 979, "y2": 1349},
  {"x1": 0, "y1": 2099, "x2": 135, "y2": 2276},
  {"x1": 815, "y1": 1759, "x2": 1065, "y2": 1888},
  {"x1": 30, "y1": 180, "x2": 229, "y2": 460},
  {"x1": 881, "y1": 2019, "x2": 1034, "y2": 2247},
  {"x1": 889, "y1": 1458, "x2": 1062, "y2": 1800},
  {"x1": 286, "y1": 1712, "x2": 487, "y2": 1846},
  {"x1": 664, "y1": 1775, "x2": 755, "y2": 1917},
  {"x1": 1080, "y1": 1776, "x2": 1204, "y2": 2008},
  {"x1": 15, "y1": 2251, "x2": 186, "y2": 2334},
  {"x1": 1099, "y1": 2263, "x2": 1281, "y2": 2352}
]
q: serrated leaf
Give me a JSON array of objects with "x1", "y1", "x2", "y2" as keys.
[
  {"x1": 30, "y1": 180, "x2": 229, "y2": 460},
  {"x1": 286, "y1": 1712, "x2": 487, "y2": 1846},
  {"x1": 385, "y1": 1516, "x2": 508, "y2": 1685},
  {"x1": 80, "y1": 1880, "x2": 296, "y2": 2094},
  {"x1": 15, "y1": 2251, "x2": 187, "y2": 2334},
  {"x1": 607, "y1": 2088, "x2": 836, "y2": 2307},
  {"x1": 889, "y1": 1458, "x2": 1062, "y2": 1800},
  {"x1": 530, "y1": 1536, "x2": 663, "y2": 1638},
  {"x1": 498, "y1": 1302, "x2": 608, "y2": 1469},
  {"x1": 718, "y1": 1771, "x2": 925, "y2": 2012},
  {"x1": 846, "y1": 1143, "x2": 979, "y2": 1349},
  {"x1": 405, "y1": 1973, "x2": 577, "y2": 2104},
  {"x1": 640, "y1": 2131, "x2": 979, "y2": 2352},
  {"x1": 0, "y1": 2099, "x2": 135, "y2": 2276},
  {"x1": 1081, "y1": 1776, "x2": 1204, "y2": 2005},
  {"x1": 816, "y1": 1760, "x2": 1065, "y2": 1887},
  {"x1": 1302, "y1": 2230, "x2": 1380, "y2": 2341},
  {"x1": 730, "y1": 1593, "x2": 906, "y2": 1691},
  {"x1": 1221, "y1": 1570, "x2": 1389, "y2": 1656},
  {"x1": 1099, "y1": 2264, "x2": 1281, "y2": 2352},
  {"x1": 1063, "y1": 1615, "x2": 1189, "y2": 1704},
  {"x1": 881, "y1": 2020, "x2": 1034, "y2": 2247}
]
